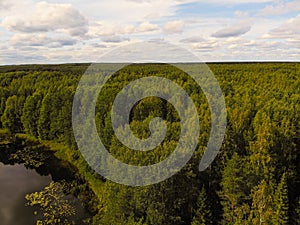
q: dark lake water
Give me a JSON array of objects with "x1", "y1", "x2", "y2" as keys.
[{"x1": 0, "y1": 162, "x2": 51, "y2": 225}]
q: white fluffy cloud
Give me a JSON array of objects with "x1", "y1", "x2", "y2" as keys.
[
  {"x1": 2, "y1": 1, "x2": 88, "y2": 36},
  {"x1": 265, "y1": 14, "x2": 300, "y2": 39},
  {"x1": 87, "y1": 21, "x2": 135, "y2": 37},
  {"x1": 70, "y1": 0, "x2": 192, "y2": 23},
  {"x1": 136, "y1": 22, "x2": 159, "y2": 32},
  {"x1": 0, "y1": 0, "x2": 11, "y2": 11},
  {"x1": 87, "y1": 21, "x2": 158, "y2": 38},
  {"x1": 0, "y1": 0, "x2": 32, "y2": 16},
  {"x1": 191, "y1": 38, "x2": 219, "y2": 51},
  {"x1": 0, "y1": 0, "x2": 299, "y2": 63},
  {"x1": 164, "y1": 20, "x2": 185, "y2": 34}
]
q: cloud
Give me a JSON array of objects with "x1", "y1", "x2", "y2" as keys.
[
  {"x1": 136, "y1": 22, "x2": 159, "y2": 32},
  {"x1": 164, "y1": 20, "x2": 185, "y2": 34},
  {"x1": 101, "y1": 36, "x2": 130, "y2": 43},
  {"x1": 126, "y1": 0, "x2": 273, "y2": 3},
  {"x1": 10, "y1": 33, "x2": 77, "y2": 48},
  {"x1": 191, "y1": 38, "x2": 219, "y2": 51},
  {"x1": 88, "y1": 21, "x2": 158, "y2": 37},
  {"x1": 212, "y1": 22, "x2": 251, "y2": 38},
  {"x1": 286, "y1": 38, "x2": 300, "y2": 47},
  {"x1": 2, "y1": 1, "x2": 88, "y2": 36},
  {"x1": 91, "y1": 43, "x2": 109, "y2": 48},
  {"x1": 194, "y1": 0, "x2": 276, "y2": 4},
  {"x1": 0, "y1": 0, "x2": 33, "y2": 18},
  {"x1": 265, "y1": 14, "x2": 300, "y2": 39},
  {"x1": 72, "y1": 0, "x2": 189, "y2": 24},
  {"x1": 87, "y1": 21, "x2": 159, "y2": 38},
  {"x1": 88, "y1": 22, "x2": 120, "y2": 37},
  {"x1": 234, "y1": 10, "x2": 249, "y2": 18},
  {"x1": 87, "y1": 21, "x2": 136, "y2": 38},
  {"x1": 222, "y1": 37, "x2": 260, "y2": 50},
  {"x1": 0, "y1": 0, "x2": 11, "y2": 11},
  {"x1": 126, "y1": 0, "x2": 193, "y2": 3},
  {"x1": 0, "y1": 0, "x2": 299, "y2": 64},
  {"x1": 259, "y1": 1, "x2": 300, "y2": 16},
  {"x1": 180, "y1": 36, "x2": 205, "y2": 43}
]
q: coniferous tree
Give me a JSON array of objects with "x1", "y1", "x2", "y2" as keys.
[
  {"x1": 219, "y1": 153, "x2": 246, "y2": 224},
  {"x1": 273, "y1": 173, "x2": 289, "y2": 225},
  {"x1": 191, "y1": 186, "x2": 212, "y2": 225},
  {"x1": 249, "y1": 179, "x2": 275, "y2": 225}
]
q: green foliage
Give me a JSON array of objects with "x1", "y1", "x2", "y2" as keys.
[
  {"x1": 1, "y1": 95, "x2": 24, "y2": 133},
  {"x1": 38, "y1": 93, "x2": 52, "y2": 140},
  {"x1": 219, "y1": 153, "x2": 248, "y2": 224},
  {"x1": 248, "y1": 179, "x2": 275, "y2": 225},
  {"x1": 22, "y1": 92, "x2": 43, "y2": 137},
  {"x1": 191, "y1": 186, "x2": 212, "y2": 225},
  {"x1": 0, "y1": 63, "x2": 299, "y2": 224},
  {"x1": 273, "y1": 173, "x2": 289, "y2": 225}
]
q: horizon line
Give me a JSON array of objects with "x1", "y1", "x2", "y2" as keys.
[{"x1": 1, "y1": 60, "x2": 300, "y2": 66}]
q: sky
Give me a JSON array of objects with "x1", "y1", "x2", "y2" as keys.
[{"x1": 0, "y1": 0, "x2": 299, "y2": 64}]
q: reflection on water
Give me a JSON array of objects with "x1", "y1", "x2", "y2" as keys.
[{"x1": 0, "y1": 162, "x2": 51, "y2": 225}]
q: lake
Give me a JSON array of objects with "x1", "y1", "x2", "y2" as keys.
[{"x1": 0, "y1": 162, "x2": 51, "y2": 225}]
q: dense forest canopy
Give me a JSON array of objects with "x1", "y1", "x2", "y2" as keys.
[{"x1": 0, "y1": 63, "x2": 299, "y2": 224}]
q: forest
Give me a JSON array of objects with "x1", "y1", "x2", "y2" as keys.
[{"x1": 0, "y1": 62, "x2": 299, "y2": 225}]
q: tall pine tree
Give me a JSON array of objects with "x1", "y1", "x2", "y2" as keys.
[
  {"x1": 219, "y1": 153, "x2": 246, "y2": 224},
  {"x1": 273, "y1": 173, "x2": 289, "y2": 225},
  {"x1": 191, "y1": 186, "x2": 212, "y2": 225}
]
